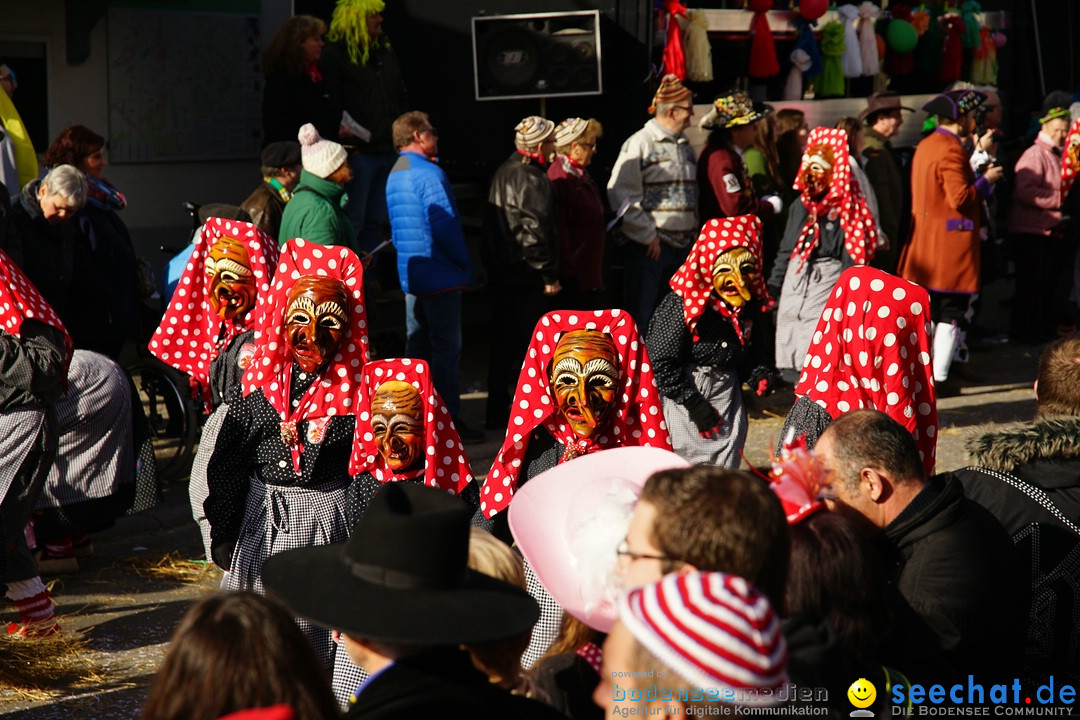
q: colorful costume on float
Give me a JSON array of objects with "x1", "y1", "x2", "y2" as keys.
[
  {"x1": 0, "y1": 247, "x2": 71, "y2": 635},
  {"x1": 205, "y1": 238, "x2": 368, "y2": 669},
  {"x1": 332, "y1": 357, "x2": 479, "y2": 706},
  {"x1": 648, "y1": 215, "x2": 775, "y2": 466},
  {"x1": 149, "y1": 217, "x2": 279, "y2": 560},
  {"x1": 780, "y1": 265, "x2": 938, "y2": 476},
  {"x1": 770, "y1": 127, "x2": 877, "y2": 376}
]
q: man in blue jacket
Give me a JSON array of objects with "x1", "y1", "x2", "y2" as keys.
[{"x1": 386, "y1": 111, "x2": 482, "y2": 443}]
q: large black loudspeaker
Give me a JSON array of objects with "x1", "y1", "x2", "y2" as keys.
[{"x1": 472, "y1": 10, "x2": 602, "y2": 101}]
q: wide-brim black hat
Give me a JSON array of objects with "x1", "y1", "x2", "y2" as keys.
[
  {"x1": 921, "y1": 89, "x2": 987, "y2": 121},
  {"x1": 262, "y1": 483, "x2": 539, "y2": 645}
]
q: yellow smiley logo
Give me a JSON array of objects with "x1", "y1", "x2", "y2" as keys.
[{"x1": 847, "y1": 678, "x2": 877, "y2": 709}]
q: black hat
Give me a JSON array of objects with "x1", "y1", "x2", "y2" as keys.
[
  {"x1": 262, "y1": 483, "x2": 539, "y2": 644},
  {"x1": 921, "y1": 89, "x2": 987, "y2": 121},
  {"x1": 260, "y1": 140, "x2": 301, "y2": 168},
  {"x1": 858, "y1": 91, "x2": 916, "y2": 122}
]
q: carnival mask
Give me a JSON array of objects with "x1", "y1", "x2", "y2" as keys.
[
  {"x1": 712, "y1": 247, "x2": 758, "y2": 309},
  {"x1": 370, "y1": 380, "x2": 424, "y2": 473},
  {"x1": 284, "y1": 276, "x2": 349, "y2": 373},
  {"x1": 550, "y1": 330, "x2": 619, "y2": 439},
  {"x1": 205, "y1": 235, "x2": 256, "y2": 321},
  {"x1": 799, "y1": 144, "x2": 835, "y2": 200},
  {"x1": 1068, "y1": 133, "x2": 1080, "y2": 167}
]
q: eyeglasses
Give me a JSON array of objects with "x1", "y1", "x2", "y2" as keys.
[
  {"x1": 616, "y1": 540, "x2": 673, "y2": 563},
  {"x1": 673, "y1": 105, "x2": 694, "y2": 114}
]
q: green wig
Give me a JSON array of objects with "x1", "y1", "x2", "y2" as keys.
[{"x1": 327, "y1": 0, "x2": 389, "y2": 66}]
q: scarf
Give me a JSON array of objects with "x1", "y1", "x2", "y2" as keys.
[
  {"x1": 348, "y1": 358, "x2": 474, "y2": 494},
  {"x1": 481, "y1": 309, "x2": 671, "y2": 519},
  {"x1": 85, "y1": 175, "x2": 126, "y2": 211},
  {"x1": 149, "y1": 217, "x2": 278, "y2": 410},
  {"x1": 0, "y1": 247, "x2": 73, "y2": 381},
  {"x1": 794, "y1": 266, "x2": 937, "y2": 476},
  {"x1": 669, "y1": 215, "x2": 774, "y2": 345},
  {"x1": 791, "y1": 127, "x2": 878, "y2": 272}
]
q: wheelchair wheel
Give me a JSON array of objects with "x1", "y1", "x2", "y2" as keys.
[{"x1": 128, "y1": 359, "x2": 199, "y2": 482}]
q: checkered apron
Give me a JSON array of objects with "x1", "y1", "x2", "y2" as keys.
[
  {"x1": 661, "y1": 365, "x2": 746, "y2": 468},
  {"x1": 35, "y1": 351, "x2": 133, "y2": 508},
  {"x1": 221, "y1": 474, "x2": 350, "y2": 669},
  {"x1": 189, "y1": 404, "x2": 228, "y2": 560},
  {"x1": 774, "y1": 257, "x2": 843, "y2": 372}
]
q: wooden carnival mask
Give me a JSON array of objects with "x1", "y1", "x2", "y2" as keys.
[
  {"x1": 284, "y1": 276, "x2": 349, "y2": 374},
  {"x1": 550, "y1": 330, "x2": 619, "y2": 440},
  {"x1": 370, "y1": 380, "x2": 424, "y2": 473},
  {"x1": 205, "y1": 235, "x2": 256, "y2": 321},
  {"x1": 712, "y1": 247, "x2": 758, "y2": 309},
  {"x1": 799, "y1": 143, "x2": 835, "y2": 201}
]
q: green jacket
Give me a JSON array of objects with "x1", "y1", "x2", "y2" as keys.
[{"x1": 277, "y1": 170, "x2": 356, "y2": 250}]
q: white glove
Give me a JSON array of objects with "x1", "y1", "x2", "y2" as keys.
[{"x1": 764, "y1": 194, "x2": 783, "y2": 214}]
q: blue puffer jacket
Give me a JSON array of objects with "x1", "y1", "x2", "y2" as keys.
[{"x1": 385, "y1": 151, "x2": 472, "y2": 295}]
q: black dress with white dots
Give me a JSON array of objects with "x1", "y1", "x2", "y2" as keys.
[
  {"x1": 646, "y1": 290, "x2": 761, "y2": 466},
  {"x1": 205, "y1": 362, "x2": 355, "y2": 573}
]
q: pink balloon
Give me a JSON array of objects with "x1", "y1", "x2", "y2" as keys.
[{"x1": 993, "y1": 31, "x2": 1007, "y2": 48}]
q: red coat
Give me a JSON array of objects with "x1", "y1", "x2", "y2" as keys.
[
  {"x1": 898, "y1": 129, "x2": 981, "y2": 294},
  {"x1": 547, "y1": 155, "x2": 605, "y2": 290},
  {"x1": 697, "y1": 145, "x2": 777, "y2": 222}
]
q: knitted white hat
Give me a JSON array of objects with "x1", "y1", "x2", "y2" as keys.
[
  {"x1": 515, "y1": 116, "x2": 555, "y2": 152},
  {"x1": 618, "y1": 571, "x2": 788, "y2": 706},
  {"x1": 298, "y1": 123, "x2": 347, "y2": 179}
]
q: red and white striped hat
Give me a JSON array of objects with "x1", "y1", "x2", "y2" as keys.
[{"x1": 618, "y1": 572, "x2": 788, "y2": 706}]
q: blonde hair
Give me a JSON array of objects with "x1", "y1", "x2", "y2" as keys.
[
  {"x1": 464, "y1": 528, "x2": 532, "y2": 693},
  {"x1": 327, "y1": 0, "x2": 389, "y2": 66}
]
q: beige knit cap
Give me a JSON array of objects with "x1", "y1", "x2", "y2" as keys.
[
  {"x1": 298, "y1": 123, "x2": 347, "y2": 179},
  {"x1": 514, "y1": 116, "x2": 555, "y2": 152},
  {"x1": 554, "y1": 118, "x2": 589, "y2": 148}
]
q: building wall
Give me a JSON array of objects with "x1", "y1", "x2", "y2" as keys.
[{"x1": 2, "y1": 0, "x2": 291, "y2": 263}]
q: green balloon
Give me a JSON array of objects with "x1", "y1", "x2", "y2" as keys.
[{"x1": 887, "y1": 19, "x2": 918, "y2": 53}]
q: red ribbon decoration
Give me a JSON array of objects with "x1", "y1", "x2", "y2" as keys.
[
  {"x1": 748, "y1": 0, "x2": 780, "y2": 78},
  {"x1": 662, "y1": 0, "x2": 688, "y2": 80}
]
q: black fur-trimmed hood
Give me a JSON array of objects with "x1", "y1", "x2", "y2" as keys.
[{"x1": 966, "y1": 415, "x2": 1080, "y2": 472}]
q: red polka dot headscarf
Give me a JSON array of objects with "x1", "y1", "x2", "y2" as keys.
[
  {"x1": 795, "y1": 266, "x2": 937, "y2": 475},
  {"x1": 241, "y1": 238, "x2": 369, "y2": 431},
  {"x1": 148, "y1": 217, "x2": 278, "y2": 408},
  {"x1": 668, "y1": 215, "x2": 774, "y2": 345},
  {"x1": 0, "y1": 247, "x2": 73, "y2": 375},
  {"x1": 481, "y1": 309, "x2": 671, "y2": 519},
  {"x1": 348, "y1": 358, "x2": 473, "y2": 495},
  {"x1": 1061, "y1": 118, "x2": 1080, "y2": 204},
  {"x1": 790, "y1": 127, "x2": 878, "y2": 271}
]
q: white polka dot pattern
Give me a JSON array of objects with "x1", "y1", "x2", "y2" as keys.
[
  {"x1": 240, "y1": 239, "x2": 370, "y2": 422},
  {"x1": 1061, "y1": 118, "x2": 1080, "y2": 203},
  {"x1": 668, "y1": 214, "x2": 774, "y2": 343},
  {"x1": 347, "y1": 358, "x2": 473, "y2": 494},
  {"x1": 148, "y1": 218, "x2": 278, "y2": 406},
  {"x1": 794, "y1": 266, "x2": 938, "y2": 475},
  {"x1": 790, "y1": 127, "x2": 878, "y2": 270},
  {"x1": 481, "y1": 309, "x2": 671, "y2": 519},
  {"x1": 0, "y1": 248, "x2": 73, "y2": 369}
]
